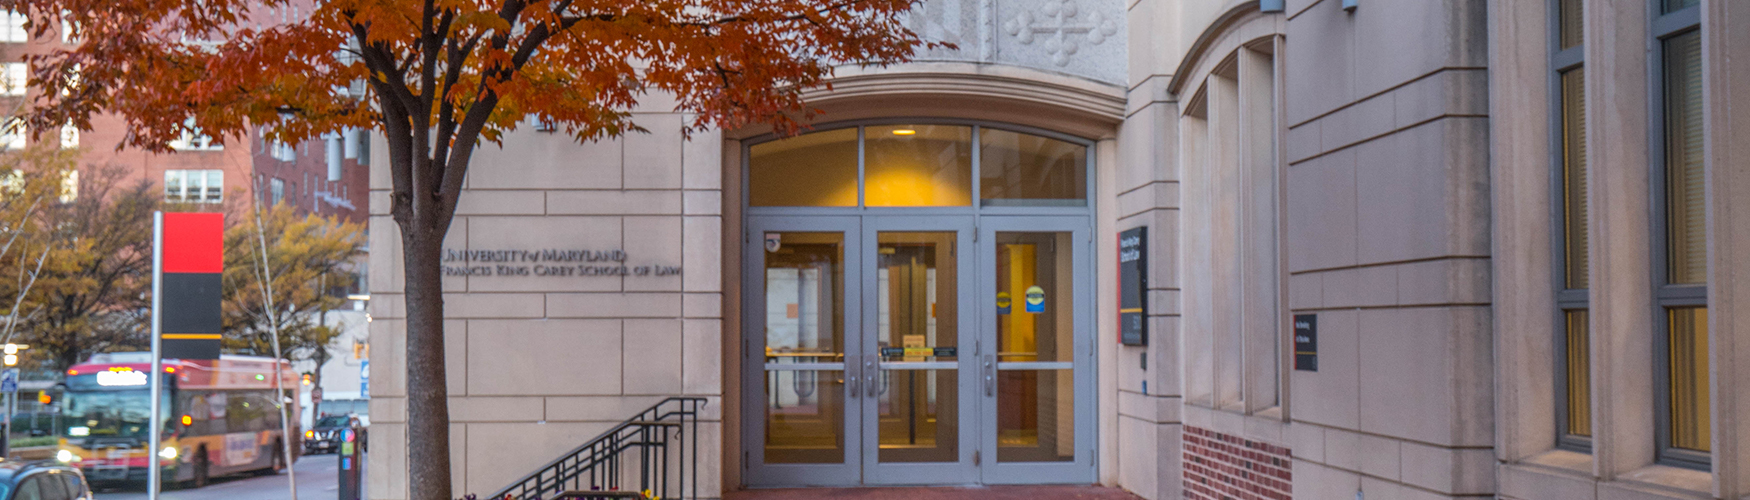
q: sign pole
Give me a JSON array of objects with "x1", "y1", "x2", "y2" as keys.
[
  {"x1": 148, "y1": 211, "x2": 164, "y2": 499},
  {"x1": 3, "y1": 384, "x2": 11, "y2": 458}
]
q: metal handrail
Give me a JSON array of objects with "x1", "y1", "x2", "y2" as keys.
[{"x1": 487, "y1": 397, "x2": 707, "y2": 500}]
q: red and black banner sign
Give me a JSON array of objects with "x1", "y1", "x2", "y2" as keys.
[{"x1": 160, "y1": 213, "x2": 223, "y2": 360}]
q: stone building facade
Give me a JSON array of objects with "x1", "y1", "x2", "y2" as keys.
[{"x1": 364, "y1": 0, "x2": 1750, "y2": 499}]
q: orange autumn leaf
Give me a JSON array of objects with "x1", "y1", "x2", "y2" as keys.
[
  {"x1": 9, "y1": 2, "x2": 938, "y2": 500},
  {"x1": 14, "y1": 0, "x2": 939, "y2": 151}
]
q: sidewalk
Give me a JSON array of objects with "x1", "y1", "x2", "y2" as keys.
[{"x1": 727, "y1": 486, "x2": 1144, "y2": 500}]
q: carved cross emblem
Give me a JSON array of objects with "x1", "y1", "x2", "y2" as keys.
[{"x1": 1002, "y1": 0, "x2": 1118, "y2": 66}]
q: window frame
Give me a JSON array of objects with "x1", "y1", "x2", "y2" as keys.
[
  {"x1": 164, "y1": 169, "x2": 223, "y2": 204},
  {"x1": 269, "y1": 177, "x2": 286, "y2": 206},
  {"x1": 1646, "y1": 0, "x2": 1707, "y2": 470},
  {"x1": 1, "y1": 10, "x2": 27, "y2": 43},
  {"x1": 168, "y1": 119, "x2": 223, "y2": 151},
  {"x1": 741, "y1": 119, "x2": 1097, "y2": 218},
  {"x1": 1, "y1": 62, "x2": 26, "y2": 96},
  {"x1": 1548, "y1": 0, "x2": 1591, "y2": 453}
]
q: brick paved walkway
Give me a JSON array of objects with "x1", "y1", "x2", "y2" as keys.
[{"x1": 726, "y1": 485, "x2": 1143, "y2": 500}]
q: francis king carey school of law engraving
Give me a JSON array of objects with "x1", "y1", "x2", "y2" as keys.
[{"x1": 441, "y1": 248, "x2": 681, "y2": 277}]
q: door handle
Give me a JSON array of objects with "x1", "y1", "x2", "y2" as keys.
[
  {"x1": 866, "y1": 354, "x2": 880, "y2": 398},
  {"x1": 983, "y1": 354, "x2": 995, "y2": 397},
  {"x1": 847, "y1": 373, "x2": 859, "y2": 397}
]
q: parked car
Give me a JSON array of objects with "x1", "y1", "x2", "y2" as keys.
[
  {"x1": 303, "y1": 414, "x2": 367, "y2": 455},
  {"x1": 0, "y1": 461, "x2": 91, "y2": 500}
]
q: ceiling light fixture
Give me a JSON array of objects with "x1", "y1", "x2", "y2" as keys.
[{"x1": 891, "y1": 129, "x2": 917, "y2": 136}]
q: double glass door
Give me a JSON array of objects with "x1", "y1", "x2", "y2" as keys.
[{"x1": 744, "y1": 215, "x2": 1092, "y2": 486}]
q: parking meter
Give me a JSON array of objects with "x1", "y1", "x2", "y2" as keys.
[{"x1": 338, "y1": 423, "x2": 364, "y2": 500}]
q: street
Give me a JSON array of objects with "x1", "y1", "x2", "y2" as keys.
[{"x1": 93, "y1": 453, "x2": 365, "y2": 500}]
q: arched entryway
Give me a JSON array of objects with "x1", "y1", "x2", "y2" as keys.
[{"x1": 738, "y1": 120, "x2": 1098, "y2": 487}]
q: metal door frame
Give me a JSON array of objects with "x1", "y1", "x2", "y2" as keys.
[
  {"x1": 858, "y1": 215, "x2": 979, "y2": 485},
  {"x1": 975, "y1": 215, "x2": 1097, "y2": 484},
  {"x1": 742, "y1": 215, "x2": 864, "y2": 487}
]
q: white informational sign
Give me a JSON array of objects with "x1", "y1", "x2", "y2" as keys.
[
  {"x1": 95, "y1": 370, "x2": 147, "y2": 387},
  {"x1": 0, "y1": 368, "x2": 16, "y2": 392},
  {"x1": 223, "y1": 433, "x2": 259, "y2": 466}
]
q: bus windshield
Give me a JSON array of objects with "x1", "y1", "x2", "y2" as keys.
[{"x1": 63, "y1": 390, "x2": 165, "y2": 439}]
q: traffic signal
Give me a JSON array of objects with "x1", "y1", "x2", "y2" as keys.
[
  {"x1": 36, "y1": 391, "x2": 49, "y2": 405},
  {"x1": 301, "y1": 373, "x2": 313, "y2": 386}
]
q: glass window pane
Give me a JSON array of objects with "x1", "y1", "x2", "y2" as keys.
[
  {"x1": 164, "y1": 171, "x2": 182, "y2": 201},
  {"x1": 865, "y1": 125, "x2": 972, "y2": 207},
  {"x1": 1561, "y1": 68, "x2": 1589, "y2": 289},
  {"x1": 749, "y1": 128, "x2": 858, "y2": 207},
  {"x1": 206, "y1": 170, "x2": 223, "y2": 202},
  {"x1": 1668, "y1": 307, "x2": 1709, "y2": 452},
  {"x1": 1664, "y1": 0, "x2": 1697, "y2": 14},
  {"x1": 995, "y1": 231, "x2": 1074, "y2": 463},
  {"x1": 1664, "y1": 31, "x2": 1705, "y2": 285},
  {"x1": 763, "y1": 232, "x2": 846, "y2": 464},
  {"x1": 875, "y1": 232, "x2": 958, "y2": 463},
  {"x1": 979, "y1": 128, "x2": 1087, "y2": 205},
  {"x1": 1564, "y1": 310, "x2": 1591, "y2": 438},
  {"x1": 1559, "y1": 0, "x2": 1582, "y2": 49}
]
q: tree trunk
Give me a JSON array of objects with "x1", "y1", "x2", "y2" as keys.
[{"x1": 402, "y1": 226, "x2": 451, "y2": 500}]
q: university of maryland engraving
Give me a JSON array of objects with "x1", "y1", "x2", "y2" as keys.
[{"x1": 441, "y1": 248, "x2": 680, "y2": 277}]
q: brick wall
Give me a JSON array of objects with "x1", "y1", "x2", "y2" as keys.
[{"x1": 1182, "y1": 426, "x2": 1292, "y2": 500}]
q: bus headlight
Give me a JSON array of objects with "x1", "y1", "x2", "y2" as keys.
[
  {"x1": 159, "y1": 446, "x2": 178, "y2": 460},
  {"x1": 56, "y1": 450, "x2": 78, "y2": 463}
]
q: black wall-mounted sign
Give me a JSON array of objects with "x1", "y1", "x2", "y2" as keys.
[
  {"x1": 1293, "y1": 314, "x2": 1317, "y2": 371},
  {"x1": 1119, "y1": 227, "x2": 1147, "y2": 346}
]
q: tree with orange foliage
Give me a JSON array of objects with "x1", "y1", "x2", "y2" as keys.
[{"x1": 11, "y1": 0, "x2": 935, "y2": 497}]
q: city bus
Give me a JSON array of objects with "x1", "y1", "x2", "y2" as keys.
[{"x1": 54, "y1": 353, "x2": 301, "y2": 487}]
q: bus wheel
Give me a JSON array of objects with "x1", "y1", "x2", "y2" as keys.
[{"x1": 191, "y1": 448, "x2": 210, "y2": 488}]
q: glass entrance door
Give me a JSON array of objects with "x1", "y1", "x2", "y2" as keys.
[
  {"x1": 743, "y1": 215, "x2": 1089, "y2": 486},
  {"x1": 859, "y1": 217, "x2": 977, "y2": 484},
  {"x1": 744, "y1": 216, "x2": 976, "y2": 486},
  {"x1": 977, "y1": 216, "x2": 1094, "y2": 483},
  {"x1": 744, "y1": 216, "x2": 863, "y2": 486}
]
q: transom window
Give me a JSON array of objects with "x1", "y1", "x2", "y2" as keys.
[
  {"x1": 165, "y1": 169, "x2": 223, "y2": 203},
  {"x1": 747, "y1": 123, "x2": 1089, "y2": 208}
]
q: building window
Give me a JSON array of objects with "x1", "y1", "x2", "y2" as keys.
[
  {"x1": 270, "y1": 177, "x2": 285, "y2": 205},
  {"x1": 0, "y1": 120, "x2": 24, "y2": 150},
  {"x1": 59, "y1": 169, "x2": 75, "y2": 203},
  {"x1": 165, "y1": 169, "x2": 223, "y2": 203},
  {"x1": 1180, "y1": 38, "x2": 1281, "y2": 414},
  {"x1": 1551, "y1": 0, "x2": 1590, "y2": 449},
  {"x1": 270, "y1": 140, "x2": 296, "y2": 162},
  {"x1": 748, "y1": 125, "x2": 1089, "y2": 208},
  {"x1": 1652, "y1": 1, "x2": 1705, "y2": 467},
  {"x1": 59, "y1": 123, "x2": 76, "y2": 149},
  {"x1": 1, "y1": 11, "x2": 25, "y2": 43},
  {"x1": 1, "y1": 62, "x2": 25, "y2": 96},
  {"x1": 169, "y1": 119, "x2": 222, "y2": 151}
]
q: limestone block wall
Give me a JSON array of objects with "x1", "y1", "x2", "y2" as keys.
[
  {"x1": 1280, "y1": 1, "x2": 1493, "y2": 498},
  {"x1": 1113, "y1": 0, "x2": 1185, "y2": 496},
  {"x1": 365, "y1": 112, "x2": 726, "y2": 500}
]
